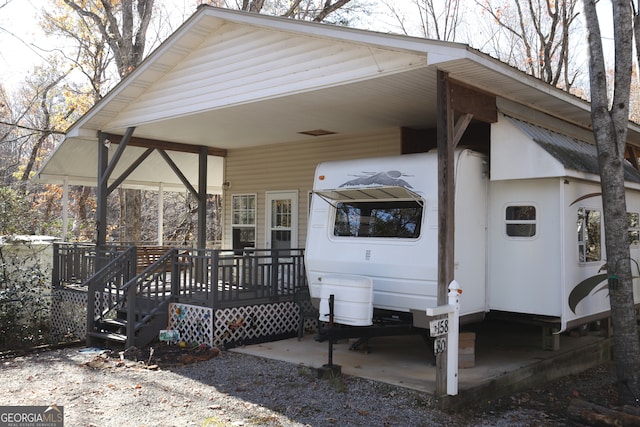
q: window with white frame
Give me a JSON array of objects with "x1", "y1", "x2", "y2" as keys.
[
  {"x1": 577, "y1": 207, "x2": 601, "y2": 262},
  {"x1": 628, "y1": 212, "x2": 640, "y2": 246},
  {"x1": 505, "y1": 205, "x2": 537, "y2": 238},
  {"x1": 232, "y1": 194, "x2": 256, "y2": 251}
]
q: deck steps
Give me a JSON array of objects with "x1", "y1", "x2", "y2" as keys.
[
  {"x1": 86, "y1": 331, "x2": 127, "y2": 344},
  {"x1": 96, "y1": 318, "x2": 127, "y2": 334},
  {"x1": 90, "y1": 298, "x2": 171, "y2": 348}
]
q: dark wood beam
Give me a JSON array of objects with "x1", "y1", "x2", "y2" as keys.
[
  {"x1": 449, "y1": 80, "x2": 497, "y2": 124},
  {"x1": 157, "y1": 149, "x2": 198, "y2": 198},
  {"x1": 96, "y1": 132, "x2": 109, "y2": 247},
  {"x1": 107, "y1": 148, "x2": 155, "y2": 194},
  {"x1": 453, "y1": 113, "x2": 474, "y2": 147},
  {"x1": 436, "y1": 69, "x2": 455, "y2": 398},
  {"x1": 102, "y1": 127, "x2": 135, "y2": 183},
  {"x1": 102, "y1": 133, "x2": 227, "y2": 157},
  {"x1": 626, "y1": 145, "x2": 639, "y2": 170},
  {"x1": 198, "y1": 146, "x2": 207, "y2": 250}
]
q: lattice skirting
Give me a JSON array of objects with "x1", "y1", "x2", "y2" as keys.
[
  {"x1": 51, "y1": 290, "x2": 308, "y2": 349},
  {"x1": 214, "y1": 301, "x2": 299, "y2": 349},
  {"x1": 168, "y1": 303, "x2": 214, "y2": 347},
  {"x1": 51, "y1": 288, "x2": 87, "y2": 342},
  {"x1": 165, "y1": 301, "x2": 302, "y2": 349}
]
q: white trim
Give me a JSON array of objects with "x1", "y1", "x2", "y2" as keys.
[{"x1": 265, "y1": 190, "x2": 298, "y2": 250}]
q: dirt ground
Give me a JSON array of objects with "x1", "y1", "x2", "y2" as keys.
[{"x1": 0, "y1": 343, "x2": 626, "y2": 426}]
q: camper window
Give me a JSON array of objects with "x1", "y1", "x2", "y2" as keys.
[
  {"x1": 628, "y1": 212, "x2": 640, "y2": 246},
  {"x1": 505, "y1": 205, "x2": 536, "y2": 237},
  {"x1": 577, "y1": 208, "x2": 601, "y2": 262},
  {"x1": 333, "y1": 200, "x2": 422, "y2": 238}
]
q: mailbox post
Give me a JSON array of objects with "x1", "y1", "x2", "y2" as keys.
[{"x1": 426, "y1": 280, "x2": 461, "y2": 396}]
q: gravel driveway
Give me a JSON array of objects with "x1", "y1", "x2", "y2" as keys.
[{"x1": 0, "y1": 345, "x2": 610, "y2": 426}]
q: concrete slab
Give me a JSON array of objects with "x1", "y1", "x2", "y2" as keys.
[{"x1": 231, "y1": 320, "x2": 610, "y2": 404}]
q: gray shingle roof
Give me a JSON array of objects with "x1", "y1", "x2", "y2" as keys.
[{"x1": 508, "y1": 117, "x2": 640, "y2": 183}]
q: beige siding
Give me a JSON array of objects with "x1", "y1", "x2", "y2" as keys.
[
  {"x1": 223, "y1": 128, "x2": 402, "y2": 249},
  {"x1": 109, "y1": 22, "x2": 427, "y2": 129}
]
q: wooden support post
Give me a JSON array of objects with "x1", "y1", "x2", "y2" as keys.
[
  {"x1": 62, "y1": 178, "x2": 69, "y2": 241},
  {"x1": 196, "y1": 146, "x2": 208, "y2": 284},
  {"x1": 96, "y1": 132, "x2": 109, "y2": 248},
  {"x1": 96, "y1": 127, "x2": 135, "y2": 248},
  {"x1": 198, "y1": 145, "x2": 208, "y2": 250},
  {"x1": 436, "y1": 70, "x2": 455, "y2": 397}
]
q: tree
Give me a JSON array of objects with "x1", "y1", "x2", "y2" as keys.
[
  {"x1": 49, "y1": 0, "x2": 361, "y2": 245},
  {"x1": 201, "y1": 0, "x2": 358, "y2": 22},
  {"x1": 380, "y1": 0, "x2": 464, "y2": 41},
  {"x1": 476, "y1": 0, "x2": 582, "y2": 92},
  {"x1": 583, "y1": 0, "x2": 640, "y2": 405},
  {"x1": 58, "y1": 0, "x2": 156, "y2": 245},
  {"x1": 634, "y1": 2, "x2": 640, "y2": 79}
]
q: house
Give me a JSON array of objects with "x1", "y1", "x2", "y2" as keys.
[{"x1": 37, "y1": 6, "x2": 640, "y2": 350}]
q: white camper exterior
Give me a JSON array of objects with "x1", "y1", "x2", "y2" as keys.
[
  {"x1": 305, "y1": 149, "x2": 489, "y2": 326},
  {"x1": 306, "y1": 114, "x2": 640, "y2": 332}
]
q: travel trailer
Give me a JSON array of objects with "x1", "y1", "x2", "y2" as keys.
[{"x1": 305, "y1": 115, "x2": 640, "y2": 334}]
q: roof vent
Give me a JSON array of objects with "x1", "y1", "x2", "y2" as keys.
[{"x1": 298, "y1": 129, "x2": 337, "y2": 137}]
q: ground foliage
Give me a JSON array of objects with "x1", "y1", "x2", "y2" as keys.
[{"x1": 0, "y1": 244, "x2": 52, "y2": 351}]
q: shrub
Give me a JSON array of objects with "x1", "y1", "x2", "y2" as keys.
[{"x1": 0, "y1": 244, "x2": 52, "y2": 351}]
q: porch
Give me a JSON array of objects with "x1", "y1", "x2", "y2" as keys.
[{"x1": 51, "y1": 243, "x2": 308, "y2": 349}]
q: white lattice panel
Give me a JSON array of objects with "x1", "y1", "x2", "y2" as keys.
[
  {"x1": 51, "y1": 288, "x2": 87, "y2": 342},
  {"x1": 93, "y1": 291, "x2": 120, "y2": 319},
  {"x1": 214, "y1": 301, "x2": 297, "y2": 348},
  {"x1": 168, "y1": 303, "x2": 214, "y2": 347}
]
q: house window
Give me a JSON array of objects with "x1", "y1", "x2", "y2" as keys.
[
  {"x1": 505, "y1": 205, "x2": 536, "y2": 237},
  {"x1": 577, "y1": 207, "x2": 601, "y2": 262},
  {"x1": 232, "y1": 194, "x2": 256, "y2": 252},
  {"x1": 333, "y1": 200, "x2": 422, "y2": 238},
  {"x1": 628, "y1": 212, "x2": 640, "y2": 246}
]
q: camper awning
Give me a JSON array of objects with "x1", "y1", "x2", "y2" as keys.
[{"x1": 314, "y1": 186, "x2": 424, "y2": 204}]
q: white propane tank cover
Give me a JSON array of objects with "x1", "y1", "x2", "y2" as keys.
[{"x1": 319, "y1": 274, "x2": 374, "y2": 326}]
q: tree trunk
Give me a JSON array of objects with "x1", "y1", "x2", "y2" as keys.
[
  {"x1": 583, "y1": 0, "x2": 640, "y2": 406},
  {"x1": 75, "y1": 186, "x2": 92, "y2": 240},
  {"x1": 124, "y1": 188, "x2": 142, "y2": 245}
]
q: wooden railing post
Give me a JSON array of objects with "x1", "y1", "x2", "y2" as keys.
[
  {"x1": 211, "y1": 250, "x2": 219, "y2": 306},
  {"x1": 170, "y1": 249, "x2": 180, "y2": 298},
  {"x1": 86, "y1": 277, "x2": 96, "y2": 346},
  {"x1": 126, "y1": 280, "x2": 137, "y2": 348},
  {"x1": 271, "y1": 250, "x2": 279, "y2": 300},
  {"x1": 52, "y1": 243, "x2": 60, "y2": 288}
]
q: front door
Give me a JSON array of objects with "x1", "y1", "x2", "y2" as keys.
[{"x1": 266, "y1": 191, "x2": 298, "y2": 250}]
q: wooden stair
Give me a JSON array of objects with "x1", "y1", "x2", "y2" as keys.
[{"x1": 87, "y1": 298, "x2": 170, "y2": 348}]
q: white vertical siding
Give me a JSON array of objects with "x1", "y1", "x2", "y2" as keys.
[{"x1": 223, "y1": 128, "x2": 401, "y2": 249}]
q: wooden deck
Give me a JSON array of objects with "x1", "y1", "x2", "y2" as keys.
[{"x1": 52, "y1": 243, "x2": 307, "y2": 347}]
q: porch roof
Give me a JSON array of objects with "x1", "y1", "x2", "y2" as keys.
[{"x1": 35, "y1": 5, "x2": 640, "y2": 191}]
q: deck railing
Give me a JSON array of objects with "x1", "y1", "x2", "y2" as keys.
[
  {"x1": 86, "y1": 246, "x2": 137, "y2": 339},
  {"x1": 178, "y1": 248, "x2": 307, "y2": 306},
  {"x1": 53, "y1": 243, "x2": 306, "y2": 347},
  {"x1": 52, "y1": 243, "x2": 130, "y2": 287},
  {"x1": 53, "y1": 243, "x2": 306, "y2": 307}
]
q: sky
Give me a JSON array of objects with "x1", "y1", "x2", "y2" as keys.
[
  {"x1": 0, "y1": 0, "x2": 44, "y2": 88},
  {"x1": 0, "y1": 0, "x2": 199, "y2": 90},
  {"x1": 0, "y1": 0, "x2": 617, "y2": 95}
]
